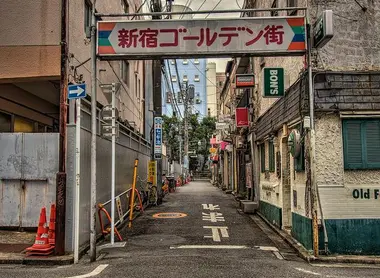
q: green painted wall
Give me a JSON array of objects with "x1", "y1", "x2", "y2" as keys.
[
  {"x1": 292, "y1": 213, "x2": 380, "y2": 255},
  {"x1": 321, "y1": 219, "x2": 380, "y2": 255},
  {"x1": 292, "y1": 212, "x2": 313, "y2": 250},
  {"x1": 259, "y1": 200, "x2": 282, "y2": 228}
]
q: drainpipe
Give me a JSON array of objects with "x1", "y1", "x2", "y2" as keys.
[
  {"x1": 313, "y1": 72, "x2": 329, "y2": 255},
  {"x1": 56, "y1": 0, "x2": 68, "y2": 256}
]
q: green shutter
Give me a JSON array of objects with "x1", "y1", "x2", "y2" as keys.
[
  {"x1": 343, "y1": 120, "x2": 363, "y2": 169},
  {"x1": 269, "y1": 141, "x2": 275, "y2": 172},
  {"x1": 365, "y1": 121, "x2": 380, "y2": 169},
  {"x1": 261, "y1": 144, "x2": 265, "y2": 173}
]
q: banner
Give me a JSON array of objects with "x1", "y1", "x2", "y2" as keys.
[{"x1": 235, "y1": 107, "x2": 249, "y2": 127}]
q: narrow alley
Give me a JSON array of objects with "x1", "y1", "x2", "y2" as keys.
[{"x1": 1, "y1": 182, "x2": 379, "y2": 278}]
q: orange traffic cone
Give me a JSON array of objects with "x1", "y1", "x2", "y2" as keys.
[
  {"x1": 26, "y1": 207, "x2": 54, "y2": 256},
  {"x1": 48, "y1": 204, "x2": 56, "y2": 246}
]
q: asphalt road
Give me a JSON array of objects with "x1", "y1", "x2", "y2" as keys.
[{"x1": 1, "y1": 181, "x2": 380, "y2": 278}]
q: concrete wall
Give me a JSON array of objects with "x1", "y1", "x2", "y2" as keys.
[
  {"x1": 65, "y1": 107, "x2": 150, "y2": 251},
  {"x1": 0, "y1": 133, "x2": 59, "y2": 227},
  {"x1": 0, "y1": 0, "x2": 61, "y2": 81}
]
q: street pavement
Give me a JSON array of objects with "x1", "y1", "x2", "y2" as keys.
[{"x1": 1, "y1": 181, "x2": 380, "y2": 277}]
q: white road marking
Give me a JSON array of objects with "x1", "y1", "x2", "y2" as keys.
[
  {"x1": 170, "y1": 245, "x2": 249, "y2": 249},
  {"x1": 295, "y1": 267, "x2": 321, "y2": 276},
  {"x1": 273, "y1": 251, "x2": 284, "y2": 260},
  {"x1": 203, "y1": 226, "x2": 229, "y2": 242},
  {"x1": 202, "y1": 212, "x2": 225, "y2": 222},
  {"x1": 66, "y1": 264, "x2": 109, "y2": 278},
  {"x1": 311, "y1": 263, "x2": 380, "y2": 269},
  {"x1": 255, "y1": 246, "x2": 279, "y2": 252},
  {"x1": 202, "y1": 204, "x2": 220, "y2": 210}
]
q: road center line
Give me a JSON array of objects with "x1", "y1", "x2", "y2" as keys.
[
  {"x1": 170, "y1": 245, "x2": 250, "y2": 249},
  {"x1": 66, "y1": 264, "x2": 109, "y2": 278}
]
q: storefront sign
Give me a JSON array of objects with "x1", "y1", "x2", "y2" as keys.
[
  {"x1": 148, "y1": 160, "x2": 157, "y2": 185},
  {"x1": 313, "y1": 10, "x2": 333, "y2": 48},
  {"x1": 236, "y1": 74, "x2": 255, "y2": 88},
  {"x1": 235, "y1": 107, "x2": 249, "y2": 127},
  {"x1": 263, "y1": 67, "x2": 285, "y2": 98},
  {"x1": 97, "y1": 17, "x2": 306, "y2": 58},
  {"x1": 246, "y1": 163, "x2": 253, "y2": 188},
  {"x1": 352, "y1": 188, "x2": 380, "y2": 199}
]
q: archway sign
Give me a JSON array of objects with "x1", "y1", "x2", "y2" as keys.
[{"x1": 96, "y1": 8, "x2": 307, "y2": 60}]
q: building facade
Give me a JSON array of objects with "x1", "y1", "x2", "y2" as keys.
[
  {"x1": 162, "y1": 58, "x2": 207, "y2": 118},
  {"x1": 0, "y1": 0, "x2": 152, "y2": 253},
  {"x1": 218, "y1": 0, "x2": 380, "y2": 255},
  {"x1": 206, "y1": 62, "x2": 217, "y2": 117}
]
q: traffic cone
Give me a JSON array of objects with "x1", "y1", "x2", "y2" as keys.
[
  {"x1": 48, "y1": 204, "x2": 56, "y2": 246},
  {"x1": 26, "y1": 207, "x2": 54, "y2": 256}
]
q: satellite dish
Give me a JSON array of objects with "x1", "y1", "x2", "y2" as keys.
[{"x1": 288, "y1": 129, "x2": 301, "y2": 158}]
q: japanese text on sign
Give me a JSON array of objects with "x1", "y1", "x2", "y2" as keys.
[{"x1": 98, "y1": 18, "x2": 306, "y2": 58}]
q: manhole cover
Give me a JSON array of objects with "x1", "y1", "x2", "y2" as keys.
[{"x1": 152, "y1": 212, "x2": 187, "y2": 219}]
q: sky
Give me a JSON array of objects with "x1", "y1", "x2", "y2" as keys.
[{"x1": 144, "y1": 0, "x2": 245, "y2": 72}]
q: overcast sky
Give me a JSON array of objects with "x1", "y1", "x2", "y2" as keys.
[{"x1": 145, "y1": 0, "x2": 245, "y2": 72}]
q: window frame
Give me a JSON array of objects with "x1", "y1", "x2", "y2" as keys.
[
  {"x1": 84, "y1": 0, "x2": 92, "y2": 38},
  {"x1": 194, "y1": 74, "x2": 200, "y2": 82},
  {"x1": 121, "y1": 61, "x2": 130, "y2": 85}
]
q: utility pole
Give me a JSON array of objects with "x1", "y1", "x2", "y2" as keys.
[
  {"x1": 90, "y1": 0, "x2": 97, "y2": 262},
  {"x1": 56, "y1": 0, "x2": 68, "y2": 256},
  {"x1": 183, "y1": 82, "x2": 189, "y2": 177},
  {"x1": 151, "y1": 0, "x2": 163, "y2": 202}
]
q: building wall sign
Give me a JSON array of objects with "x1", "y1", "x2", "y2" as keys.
[
  {"x1": 313, "y1": 10, "x2": 333, "y2": 48},
  {"x1": 97, "y1": 17, "x2": 306, "y2": 59},
  {"x1": 236, "y1": 74, "x2": 255, "y2": 88},
  {"x1": 262, "y1": 67, "x2": 285, "y2": 98},
  {"x1": 235, "y1": 107, "x2": 249, "y2": 127}
]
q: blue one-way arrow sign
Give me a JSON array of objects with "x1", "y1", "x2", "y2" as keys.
[{"x1": 68, "y1": 84, "x2": 86, "y2": 100}]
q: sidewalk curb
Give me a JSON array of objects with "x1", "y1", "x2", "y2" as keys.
[
  {"x1": 0, "y1": 253, "x2": 74, "y2": 266},
  {"x1": 254, "y1": 211, "x2": 380, "y2": 265}
]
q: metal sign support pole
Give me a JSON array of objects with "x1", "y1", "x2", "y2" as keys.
[
  {"x1": 306, "y1": 21, "x2": 319, "y2": 257},
  {"x1": 74, "y1": 98, "x2": 81, "y2": 263},
  {"x1": 111, "y1": 83, "x2": 116, "y2": 245},
  {"x1": 90, "y1": 0, "x2": 97, "y2": 262}
]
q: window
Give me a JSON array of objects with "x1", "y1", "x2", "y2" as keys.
[
  {"x1": 183, "y1": 59, "x2": 189, "y2": 65},
  {"x1": 171, "y1": 75, "x2": 177, "y2": 82},
  {"x1": 287, "y1": 0, "x2": 297, "y2": 16},
  {"x1": 343, "y1": 119, "x2": 380, "y2": 170},
  {"x1": 271, "y1": 0, "x2": 278, "y2": 16},
  {"x1": 183, "y1": 74, "x2": 188, "y2": 82},
  {"x1": 122, "y1": 61, "x2": 130, "y2": 85},
  {"x1": 0, "y1": 111, "x2": 12, "y2": 132},
  {"x1": 194, "y1": 59, "x2": 199, "y2": 64},
  {"x1": 194, "y1": 74, "x2": 200, "y2": 82},
  {"x1": 166, "y1": 92, "x2": 171, "y2": 103},
  {"x1": 121, "y1": 0, "x2": 129, "y2": 13},
  {"x1": 269, "y1": 140, "x2": 275, "y2": 172},
  {"x1": 208, "y1": 108, "x2": 211, "y2": 117},
  {"x1": 84, "y1": 0, "x2": 92, "y2": 38},
  {"x1": 171, "y1": 59, "x2": 175, "y2": 65},
  {"x1": 219, "y1": 81, "x2": 223, "y2": 87},
  {"x1": 177, "y1": 92, "x2": 182, "y2": 103},
  {"x1": 260, "y1": 143, "x2": 266, "y2": 173}
]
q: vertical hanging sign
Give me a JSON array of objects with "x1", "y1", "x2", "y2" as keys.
[
  {"x1": 154, "y1": 117, "x2": 163, "y2": 159},
  {"x1": 262, "y1": 67, "x2": 285, "y2": 98},
  {"x1": 235, "y1": 107, "x2": 249, "y2": 127}
]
